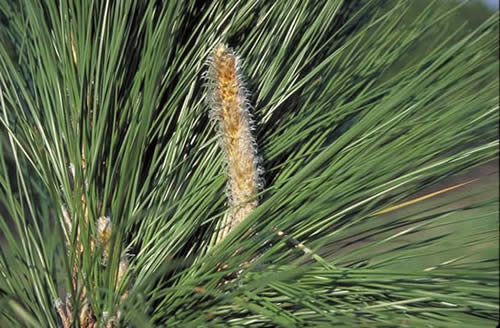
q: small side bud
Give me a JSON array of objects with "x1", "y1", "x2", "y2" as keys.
[
  {"x1": 97, "y1": 216, "x2": 112, "y2": 263},
  {"x1": 54, "y1": 295, "x2": 73, "y2": 328},
  {"x1": 117, "y1": 257, "x2": 129, "y2": 288}
]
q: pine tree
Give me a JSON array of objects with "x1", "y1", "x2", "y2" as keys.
[{"x1": 0, "y1": 1, "x2": 498, "y2": 327}]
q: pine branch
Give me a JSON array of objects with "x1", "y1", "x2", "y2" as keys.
[{"x1": 0, "y1": 0, "x2": 498, "y2": 327}]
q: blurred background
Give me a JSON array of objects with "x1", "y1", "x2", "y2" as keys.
[{"x1": 482, "y1": 0, "x2": 499, "y2": 9}]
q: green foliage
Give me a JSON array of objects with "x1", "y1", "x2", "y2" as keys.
[{"x1": 0, "y1": 0, "x2": 498, "y2": 327}]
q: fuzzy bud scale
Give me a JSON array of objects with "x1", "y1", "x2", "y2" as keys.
[{"x1": 206, "y1": 44, "x2": 261, "y2": 243}]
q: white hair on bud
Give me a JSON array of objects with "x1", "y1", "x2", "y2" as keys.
[{"x1": 205, "y1": 43, "x2": 264, "y2": 244}]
